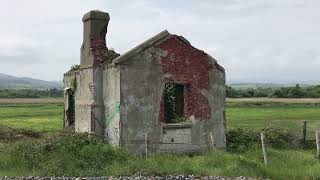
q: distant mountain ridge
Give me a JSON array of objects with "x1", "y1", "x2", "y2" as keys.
[
  {"x1": 0, "y1": 73, "x2": 62, "y2": 89},
  {"x1": 0, "y1": 73, "x2": 318, "y2": 89}
]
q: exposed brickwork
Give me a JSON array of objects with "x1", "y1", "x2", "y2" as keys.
[
  {"x1": 157, "y1": 35, "x2": 213, "y2": 121},
  {"x1": 90, "y1": 36, "x2": 109, "y2": 65}
]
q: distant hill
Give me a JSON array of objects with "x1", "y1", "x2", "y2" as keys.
[{"x1": 0, "y1": 73, "x2": 62, "y2": 89}]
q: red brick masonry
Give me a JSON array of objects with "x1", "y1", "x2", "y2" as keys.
[
  {"x1": 90, "y1": 36, "x2": 108, "y2": 65},
  {"x1": 157, "y1": 35, "x2": 213, "y2": 121}
]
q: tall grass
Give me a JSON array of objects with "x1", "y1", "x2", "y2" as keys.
[{"x1": 0, "y1": 133, "x2": 319, "y2": 179}]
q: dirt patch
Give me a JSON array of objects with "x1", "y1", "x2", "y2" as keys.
[{"x1": 0, "y1": 125, "x2": 41, "y2": 143}]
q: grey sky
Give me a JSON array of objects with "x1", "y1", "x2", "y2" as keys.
[{"x1": 0, "y1": 0, "x2": 319, "y2": 83}]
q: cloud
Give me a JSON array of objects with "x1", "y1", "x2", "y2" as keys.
[
  {"x1": 0, "y1": 0, "x2": 319, "y2": 83},
  {"x1": 0, "y1": 35, "x2": 40, "y2": 56}
]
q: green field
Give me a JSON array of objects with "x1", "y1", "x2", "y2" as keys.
[
  {"x1": 227, "y1": 102, "x2": 320, "y2": 139},
  {"x1": 0, "y1": 104, "x2": 63, "y2": 133},
  {"x1": 0, "y1": 101, "x2": 319, "y2": 137}
]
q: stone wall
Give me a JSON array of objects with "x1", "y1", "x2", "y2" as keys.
[
  {"x1": 103, "y1": 65, "x2": 121, "y2": 145},
  {"x1": 119, "y1": 51, "x2": 164, "y2": 153},
  {"x1": 75, "y1": 68, "x2": 94, "y2": 132}
]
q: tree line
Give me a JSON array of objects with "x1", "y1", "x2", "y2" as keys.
[
  {"x1": 227, "y1": 84, "x2": 320, "y2": 98},
  {"x1": 1, "y1": 84, "x2": 319, "y2": 99},
  {"x1": 0, "y1": 88, "x2": 63, "y2": 98}
]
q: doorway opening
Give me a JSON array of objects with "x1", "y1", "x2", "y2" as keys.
[{"x1": 65, "y1": 89, "x2": 75, "y2": 129}]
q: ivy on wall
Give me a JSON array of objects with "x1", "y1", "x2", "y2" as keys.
[
  {"x1": 164, "y1": 84, "x2": 177, "y2": 122},
  {"x1": 164, "y1": 84, "x2": 187, "y2": 123},
  {"x1": 66, "y1": 76, "x2": 77, "y2": 128}
]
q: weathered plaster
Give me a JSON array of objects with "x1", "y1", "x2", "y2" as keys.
[
  {"x1": 103, "y1": 65, "x2": 121, "y2": 145},
  {"x1": 119, "y1": 48, "x2": 165, "y2": 153}
]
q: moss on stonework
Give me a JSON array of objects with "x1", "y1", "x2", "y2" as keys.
[{"x1": 69, "y1": 64, "x2": 80, "y2": 72}]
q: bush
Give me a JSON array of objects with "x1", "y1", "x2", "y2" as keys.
[
  {"x1": 226, "y1": 127, "x2": 298, "y2": 152},
  {"x1": 226, "y1": 84, "x2": 320, "y2": 98},
  {"x1": 0, "y1": 88, "x2": 63, "y2": 98}
]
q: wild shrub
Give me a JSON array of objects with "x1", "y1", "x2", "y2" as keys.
[
  {"x1": 226, "y1": 84, "x2": 320, "y2": 98},
  {"x1": 226, "y1": 128, "x2": 259, "y2": 152},
  {"x1": 226, "y1": 127, "x2": 298, "y2": 152}
]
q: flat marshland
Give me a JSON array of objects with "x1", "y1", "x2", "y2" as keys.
[{"x1": 0, "y1": 98, "x2": 319, "y2": 179}]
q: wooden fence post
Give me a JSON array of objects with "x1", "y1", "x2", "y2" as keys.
[
  {"x1": 316, "y1": 131, "x2": 320, "y2": 159},
  {"x1": 203, "y1": 133, "x2": 210, "y2": 151},
  {"x1": 261, "y1": 131, "x2": 268, "y2": 165},
  {"x1": 144, "y1": 133, "x2": 148, "y2": 157},
  {"x1": 209, "y1": 132, "x2": 214, "y2": 148},
  {"x1": 301, "y1": 120, "x2": 307, "y2": 145}
]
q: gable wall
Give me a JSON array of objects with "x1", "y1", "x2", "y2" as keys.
[
  {"x1": 156, "y1": 35, "x2": 226, "y2": 149},
  {"x1": 118, "y1": 35, "x2": 226, "y2": 153}
]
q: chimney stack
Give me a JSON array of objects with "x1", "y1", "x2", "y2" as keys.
[{"x1": 81, "y1": 10, "x2": 110, "y2": 68}]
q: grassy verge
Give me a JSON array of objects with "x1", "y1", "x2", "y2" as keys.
[{"x1": 0, "y1": 133, "x2": 319, "y2": 179}]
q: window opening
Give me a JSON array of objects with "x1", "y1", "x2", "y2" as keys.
[{"x1": 164, "y1": 83, "x2": 186, "y2": 123}]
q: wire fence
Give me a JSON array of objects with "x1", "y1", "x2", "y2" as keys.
[
  {"x1": 288, "y1": 120, "x2": 319, "y2": 141},
  {"x1": 232, "y1": 119, "x2": 320, "y2": 141}
]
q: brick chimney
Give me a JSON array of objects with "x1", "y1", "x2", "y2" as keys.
[{"x1": 80, "y1": 10, "x2": 110, "y2": 68}]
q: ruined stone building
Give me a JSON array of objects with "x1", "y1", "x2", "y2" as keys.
[{"x1": 64, "y1": 10, "x2": 226, "y2": 154}]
